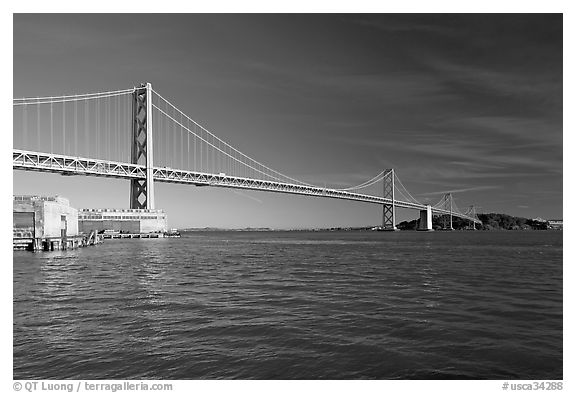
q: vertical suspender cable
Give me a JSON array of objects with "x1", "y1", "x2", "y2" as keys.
[
  {"x1": 181, "y1": 113, "x2": 184, "y2": 170},
  {"x1": 22, "y1": 103, "x2": 27, "y2": 149},
  {"x1": 50, "y1": 102, "x2": 53, "y2": 153},
  {"x1": 106, "y1": 97, "x2": 109, "y2": 161},
  {"x1": 118, "y1": 95, "x2": 121, "y2": 162},
  {"x1": 85, "y1": 100, "x2": 88, "y2": 157},
  {"x1": 200, "y1": 119, "x2": 202, "y2": 171},
  {"x1": 163, "y1": 104, "x2": 166, "y2": 167},
  {"x1": 165, "y1": 105, "x2": 169, "y2": 167},
  {"x1": 167, "y1": 104, "x2": 171, "y2": 167},
  {"x1": 124, "y1": 96, "x2": 127, "y2": 163},
  {"x1": 155, "y1": 104, "x2": 159, "y2": 166},
  {"x1": 165, "y1": 103, "x2": 169, "y2": 167},
  {"x1": 103, "y1": 96, "x2": 106, "y2": 161},
  {"x1": 108, "y1": 97, "x2": 111, "y2": 161},
  {"x1": 115, "y1": 95, "x2": 118, "y2": 161},
  {"x1": 158, "y1": 104, "x2": 161, "y2": 167},
  {"x1": 63, "y1": 100, "x2": 66, "y2": 154},
  {"x1": 104, "y1": 97, "x2": 107, "y2": 161},
  {"x1": 167, "y1": 105, "x2": 170, "y2": 167},
  {"x1": 37, "y1": 99, "x2": 40, "y2": 151},
  {"x1": 173, "y1": 106, "x2": 176, "y2": 168},
  {"x1": 200, "y1": 124, "x2": 202, "y2": 173},
  {"x1": 96, "y1": 99, "x2": 99, "y2": 159},
  {"x1": 74, "y1": 99, "x2": 77, "y2": 157},
  {"x1": 210, "y1": 133, "x2": 213, "y2": 173},
  {"x1": 158, "y1": 105, "x2": 162, "y2": 167},
  {"x1": 120, "y1": 96, "x2": 123, "y2": 162}
]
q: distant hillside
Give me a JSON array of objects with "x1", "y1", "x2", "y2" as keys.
[
  {"x1": 477, "y1": 213, "x2": 548, "y2": 230},
  {"x1": 397, "y1": 213, "x2": 550, "y2": 231}
]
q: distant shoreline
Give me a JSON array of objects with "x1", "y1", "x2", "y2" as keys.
[{"x1": 179, "y1": 213, "x2": 562, "y2": 232}]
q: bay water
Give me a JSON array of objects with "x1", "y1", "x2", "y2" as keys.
[{"x1": 13, "y1": 230, "x2": 562, "y2": 379}]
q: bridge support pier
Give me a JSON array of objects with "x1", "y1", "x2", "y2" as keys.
[
  {"x1": 417, "y1": 205, "x2": 434, "y2": 231},
  {"x1": 130, "y1": 83, "x2": 155, "y2": 209}
]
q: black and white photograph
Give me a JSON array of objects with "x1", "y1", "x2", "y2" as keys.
[{"x1": 10, "y1": 9, "x2": 566, "y2": 389}]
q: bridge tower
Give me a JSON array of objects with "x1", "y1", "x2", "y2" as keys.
[
  {"x1": 469, "y1": 205, "x2": 477, "y2": 230},
  {"x1": 439, "y1": 193, "x2": 454, "y2": 230},
  {"x1": 448, "y1": 193, "x2": 453, "y2": 230},
  {"x1": 382, "y1": 169, "x2": 397, "y2": 230},
  {"x1": 130, "y1": 83, "x2": 155, "y2": 210}
]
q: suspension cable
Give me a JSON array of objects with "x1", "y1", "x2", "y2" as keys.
[
  {"x1": 13, "y1": 85, "x2": 456, "y2": 207},
  {"x1": 14, "y1": 87, "x2": 135, "y2": 102},
  {"x1": 153, "y1": 104, "x2": 291, "y2": 183},
  {"x1": 152, "y1": 88, "x2": 320, "y2": 187},
  {"x1": 394, "y1": 173, "x2": 421, "y2": 204},
  {"x1": 13, "y1": 91, "x2": 133, "y2": 106},
  {"x1": 334, "y1": 170, "x2": 387, "y2": 191},
  {"x1": 337, "y1": 173, "x2": 387, "y2": 192}
]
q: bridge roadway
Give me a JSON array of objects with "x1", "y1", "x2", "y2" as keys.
[{"x1": 13, "y1": 149, "x2": 481, "y2": 224}]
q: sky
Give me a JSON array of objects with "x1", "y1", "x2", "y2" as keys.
[{"x1": 12, "y1": 14, "x2": 563, "y2": 228}]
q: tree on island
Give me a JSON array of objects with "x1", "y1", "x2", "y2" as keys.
[{"x1": 396, "y1": 213, "x2": 549, "y2": 230}]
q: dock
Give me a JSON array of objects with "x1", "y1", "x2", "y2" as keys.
[
  {"x1": 13, "y1": 230, "x2": 104, "y2": 252},
  {"x1": 102, "y1": 232, "x2": 165, "y2": 239}
]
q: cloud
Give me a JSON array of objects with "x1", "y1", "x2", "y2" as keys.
[
  {"x1": 240, "y1": 60, "x2": 448, "y2": 104},
  {"x1": 419, "y1": 185, "x2": 501, "y2": 196},
  {"x1": 438, "y1": 116, "x2": 562, "y2": 145},
  {"x1": 426, "y1": 59, "x2": 561, "y2": 106},
  {"x1": 232, "y1": 190, "x2": 263, "y2": 204},
  {"x1": 346, "y1": 16, "x2": 459, "y2": 36}
]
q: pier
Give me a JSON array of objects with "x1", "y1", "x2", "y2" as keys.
[
  {"x1": 13, "y1": 195, "x2": 104, "y2": 252},
  {"x1": 13, "y1": 231, "x2": 104, "y2": 252},
  {"x1": 13, "y1": 195, "x2": 175, "y2": 252},
  {"x1": 102, "y1": 232, "x2": 165, "y2": 239}
]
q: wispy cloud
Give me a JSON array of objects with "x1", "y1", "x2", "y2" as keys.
[
  {"x1": 232, "y1": 190, "x2": 263, "y2": 204},
  {"x1": 419, "y1": 185, "x2": 501, "y2": 196},
  {"x1": 426, "y1": 58, "x2": 561, "y2": 106}
]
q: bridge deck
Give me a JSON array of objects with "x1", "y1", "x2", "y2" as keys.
[{"x1": 13, "y1": 149, "x2": 481, "y2": 223}]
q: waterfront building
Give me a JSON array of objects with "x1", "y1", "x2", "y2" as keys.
[
  {"x1": 13, "y1": 195, "x2": 81, "y2": 250},
  {"x1": 78, "y1": 208, "x2": 167, "y2": 234},
  {"x1": 14, "y1": 195, "x2": 79, "y2": 238}
]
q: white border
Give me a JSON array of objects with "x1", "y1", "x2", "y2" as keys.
[{"x1": 4, "y1": 3, "x2": 571, "y2": 392}]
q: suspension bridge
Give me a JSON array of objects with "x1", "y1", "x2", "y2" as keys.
[{"x1": 13, "y1": 83, "x2": 481, "y2": 230}]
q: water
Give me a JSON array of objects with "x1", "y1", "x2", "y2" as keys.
[{"x1": 13, "y1": 230, "x2": 562, "y2": 379}]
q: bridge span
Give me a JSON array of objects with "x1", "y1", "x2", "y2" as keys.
[{"x1": 13, "y1": 83, "x2": 482, "y2": 229}]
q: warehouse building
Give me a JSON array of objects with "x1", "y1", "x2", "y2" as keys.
[
  {"x1": 14, "y1": 195, "x2": 79, "y2": 238},
  {"x1": 78, "y1": 208, "x2": 167, "y2": 234},
  {"x1": 13, "y1": 195, "x2": 81, "y2": 250}
]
